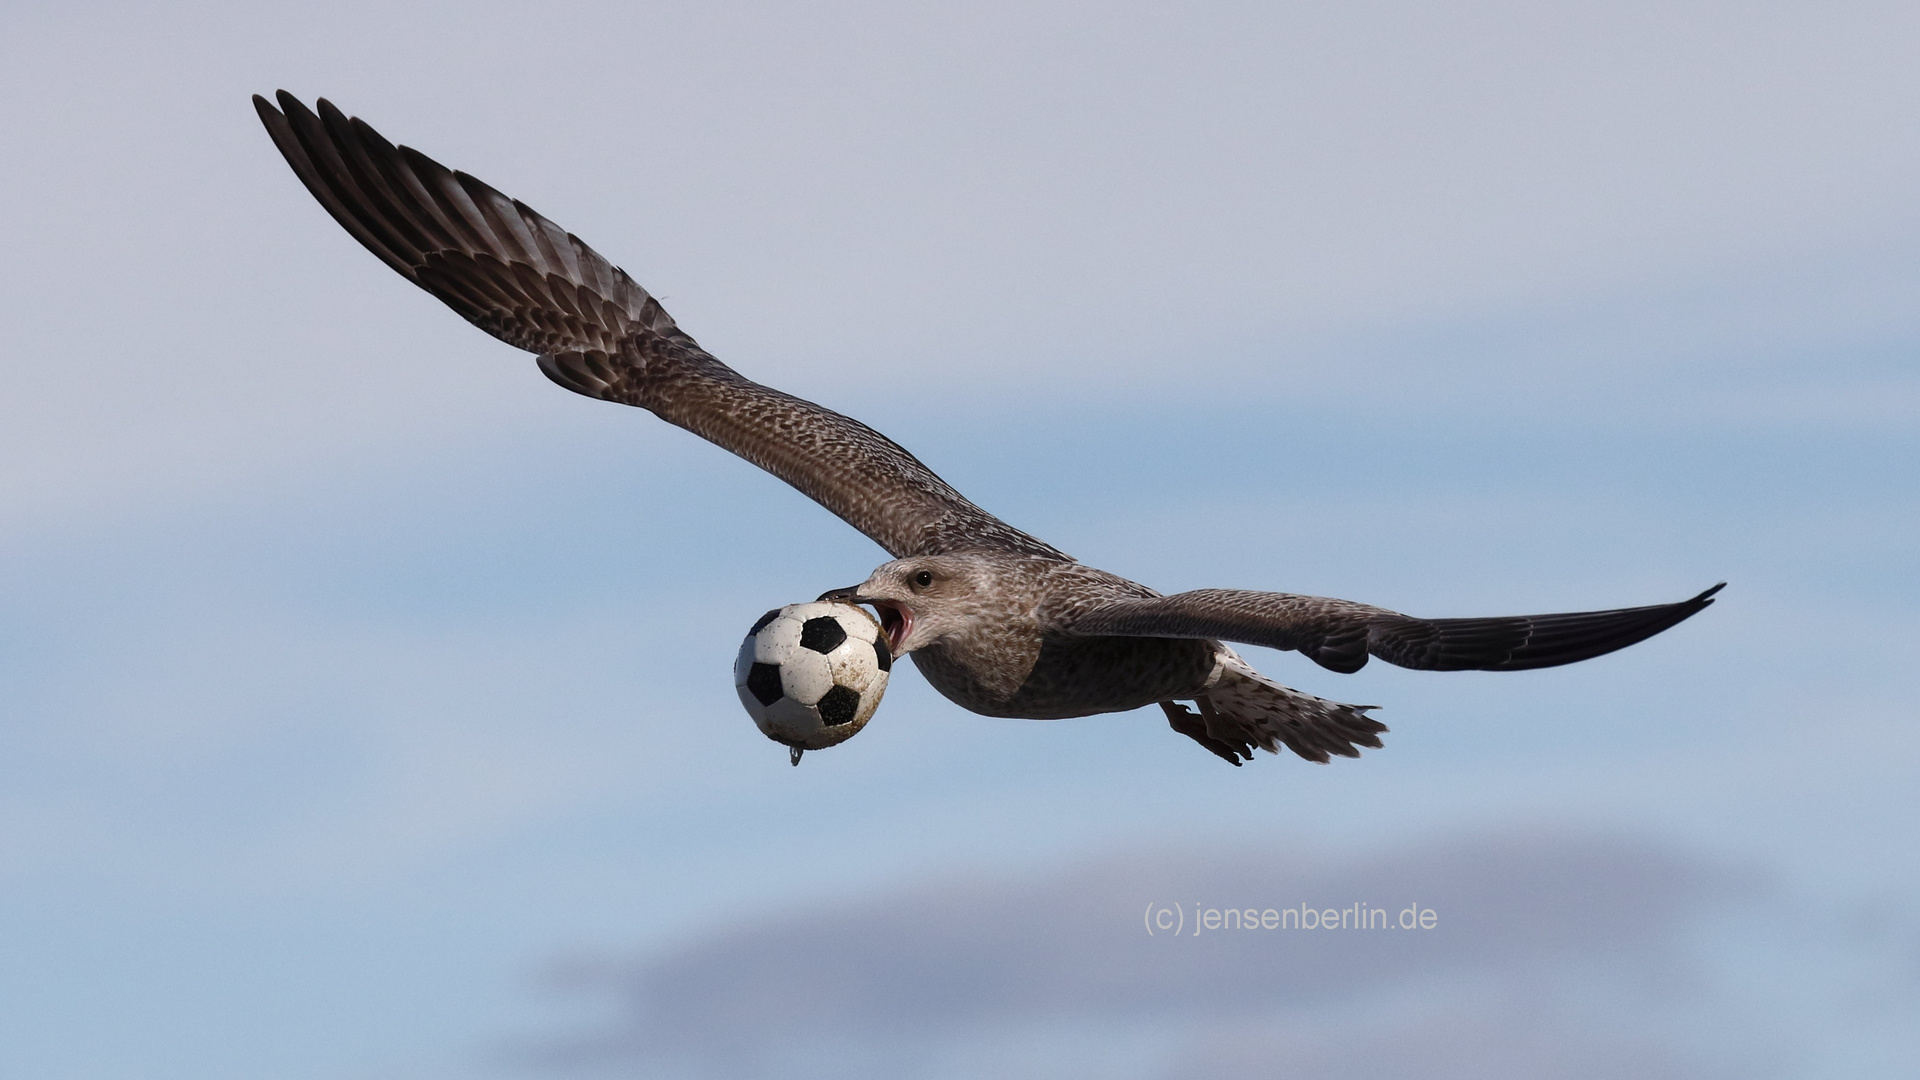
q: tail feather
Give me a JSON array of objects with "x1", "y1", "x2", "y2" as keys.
[{"x1": 1194, "y1": 649, "x2": 1386, "y2": 765}]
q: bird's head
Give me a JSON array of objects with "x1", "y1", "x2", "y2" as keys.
[{"x1": 818, "y1": 555, "x2": 998, "y2": 657}]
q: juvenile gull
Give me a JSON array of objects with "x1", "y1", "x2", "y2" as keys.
[{"x1": 253, "y1": 92, "x2": 1722, "y2": 766}]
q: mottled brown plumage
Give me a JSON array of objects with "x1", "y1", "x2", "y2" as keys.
[{"x1": 255, "y1": 92, "x2": 1721, "y2": 766}]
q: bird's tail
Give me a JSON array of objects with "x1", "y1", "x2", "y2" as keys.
[{"x1": 1195, "y1": 648, "x2": 1386, "y2": 764}]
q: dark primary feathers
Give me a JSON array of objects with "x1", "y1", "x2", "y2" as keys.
[
  {"x1": 1065, "y1": 583, "x2": 1725, "y2": 673},
  {"x1": 252, "y1": 91, "x2": 1062, "y2": 563}
]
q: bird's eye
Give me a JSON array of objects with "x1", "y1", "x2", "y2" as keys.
[{"x1": 913, "y1": 570, "x2": 934, "y2": 588}]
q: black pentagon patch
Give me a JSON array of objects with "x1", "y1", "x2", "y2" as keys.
[
  {"x1": 873, "y1": 639, "x2": 892, "y2": 672},
  {"x1": 799, "y1": 616, "x2": 848, "y2": 654},
  {"x1": 749, "y1": 608, "x2": 782, "y2": 635},
  {"x1": 746, "y1": 662, "x2": 785, "y2": 707},
  {"x1": 817, "y1": 684, "x2": 861, "y2": 726}
]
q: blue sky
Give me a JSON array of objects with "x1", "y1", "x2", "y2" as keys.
[{"x1": 3, "y1": 2, "x2": 1918, "y2": 1077}]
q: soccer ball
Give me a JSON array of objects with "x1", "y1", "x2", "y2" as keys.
[{"x1": 734, "y1": 601, "x2": 892, "y2": 763}]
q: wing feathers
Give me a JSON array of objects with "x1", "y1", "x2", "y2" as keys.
[
  {"x1": 256, "y1": 91, "x2": 1060, "y2": 561},
  {"x1": 1067, "y1": 584, "x2": 1722, "y2": 673},
  {"x1": 1061, "y1": 589, "x2": 1390, "y2": 672},
  {"x1": 256, "y1": 98, "x2": 415, "y2": 280},
  {"x1": 1375, "y1": 586, "x2": 1724, "y2": 670},
  {"x1": 260, "y1": 91, "x2": 663, "y2": 354}
]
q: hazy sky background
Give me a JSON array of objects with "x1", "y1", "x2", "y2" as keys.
[{"x1": 2, "y1": 2, "x2": 1917, "y2": 1077}]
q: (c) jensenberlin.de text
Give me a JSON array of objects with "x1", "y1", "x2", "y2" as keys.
[{"x1": 1143, "y1": 901, "x2": 1439, "y2": 936}]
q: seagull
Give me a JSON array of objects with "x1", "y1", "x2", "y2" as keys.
[{"x1": 253, "y1": 92, "x2": 1722, "y2": 766}]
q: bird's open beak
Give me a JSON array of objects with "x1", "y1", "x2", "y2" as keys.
[
  {"x1": 869, "y1": 601, "x2": 912, "y2": 656},
  {"x1": 814, "y1": 585, "x2": 912, "y2": 656}
]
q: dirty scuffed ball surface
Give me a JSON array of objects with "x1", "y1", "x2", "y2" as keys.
[{"x1": 734, "y1": 601, "x2": 892, "y2": 763}]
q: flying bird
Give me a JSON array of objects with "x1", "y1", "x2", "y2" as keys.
[{"x1": 253, "y1": 91, "x2": 1722, "y2": 766}]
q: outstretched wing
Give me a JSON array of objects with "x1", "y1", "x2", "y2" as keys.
[
  {"x1": 1063, "y1": 583, "x2": 1724, "y2": 673},
  {"x1": 253, "y1": 91, "x2": 1063, "y2": 562}
]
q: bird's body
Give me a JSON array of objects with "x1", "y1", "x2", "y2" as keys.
[
  {"x1": 857, "y1": 555, "x2": 1211, "y2": 720},
  {"x1": 254, "y1": 92, "x2": 1721, "y2": 765}
]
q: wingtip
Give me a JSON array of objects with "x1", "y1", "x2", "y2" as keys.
[
  {"x1": 314, "y1": 96, "x2": 352, "y2": 132},
  {"x1": 1693, "y1": 582, "x2": 1727, "y2": 606}
]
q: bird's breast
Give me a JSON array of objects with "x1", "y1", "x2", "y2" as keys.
[{"x1": 911, "y1": 633, "x2": 1215, "y2": 720}]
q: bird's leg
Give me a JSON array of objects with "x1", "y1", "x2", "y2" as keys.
[{"x1": 1160, "y1": 701, "x2": 1248, "y2": 766}]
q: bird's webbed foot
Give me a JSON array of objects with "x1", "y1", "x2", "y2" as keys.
[{"x1": 1160, "y1": 700, "x2": 1253, "y2": 766}]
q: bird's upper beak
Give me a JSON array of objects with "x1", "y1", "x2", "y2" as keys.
[{"x1": 816, "y1": 585, "x2": 862, "y2": 603}]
